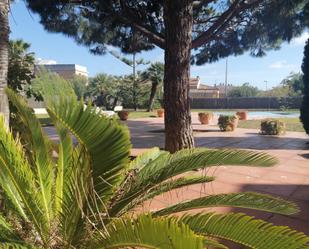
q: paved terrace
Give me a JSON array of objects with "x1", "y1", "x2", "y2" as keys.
[
  {"x1": 126, "y1": 113, "x2": 309, "y2": 238},
  {"x1": 44, "y1": 112, "x2": 309, "y2": 243}
]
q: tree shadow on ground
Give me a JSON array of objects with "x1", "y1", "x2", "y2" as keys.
[
  {"x1": 218, "y1": 183, "x2": 309, "y2": 248},
  {"x1": 125, "y1": 119, "x2": 309, "y2": 150},
  {"x1": 195, "y1": 136, "x2": 309, "y2": 150}
]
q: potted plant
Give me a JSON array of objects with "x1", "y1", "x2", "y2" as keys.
[
  {"x1": 157, "y1": 108, "x2": 164, "y2": 117},
  {"x1": 260, "y1": 119, "x2": 286, "y2": 135},
  {"x1": 117, "y1": 110, "x2": 129, "y2": 121},
  {"x1": 236, "y1": 110, "x2": 248, "y2": 120},
  {"x1": 198, "y1": 112, "x2": 213, "y2": 124},
  {"x1": 218, "y1": 115, "x2": 239, "y2": 131}
]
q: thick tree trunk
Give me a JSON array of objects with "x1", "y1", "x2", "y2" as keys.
[
  {"x1": 163, "y1": 0, "x2": 194, "y2": 153},
  {"x1": 147, "y1": 82, "x2": 158, "y2": 112},
  {"x1": 0, "y1": 1, "x2": 9, "y2": 127}
]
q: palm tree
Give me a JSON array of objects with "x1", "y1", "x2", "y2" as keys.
[
  {"x1": 8, "y1": 39, "x2": 36, "y2": 94},
  {"x1": 0, "y1": 0, "x2": 10, "y2": 126},
  {"x1": 142, "y1": 62, "x2": 164, "y2": 111},
  {"x1": 0, "y1": 78, "x2": 309, "y2": 248}
]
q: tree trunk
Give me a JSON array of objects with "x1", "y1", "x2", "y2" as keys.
[
  {"x1": 0, "y1": 1, "x2": 10, "y2": 128},
  {"x1": 132, "y1": 53, "x2": 137, "y2": 111},
  {"x1": 163, "y1": 0, "x2": 194, "y2": 153},
  {"x1": 147, "y1": 82, "x2": 158, "y2": 112}
]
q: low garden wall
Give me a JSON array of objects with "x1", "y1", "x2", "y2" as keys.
[{"x1": 190, "y1": 97, "x2": 302, "y2": 109}]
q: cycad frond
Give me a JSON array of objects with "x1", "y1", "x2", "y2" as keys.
[
  {"x1": 111, "y1": 149, "x2": 277, "y2": 217},
  {"x1": 0, "y1": 243, "x2": 36, "y2": 249},
  {"x1": 0, "y1": 213, "x2": 19, "y2": 241},
  {"x1": 180, "y1": 212, "x2": 309, "y2": 249},
  {"x1": 137, "y1": 149, "x2": 277, "y2": 188},
  {"x1": 128, "y1": 147, "x2": 167, "y2": 169},
  {"x1": 6, "y1": 89, "x2": 53, "y2": 223},
  {"x1": 54, "y1": 124, "x2": 73, "y2": 215},
  {"x1": 45, "y1": 96, "x2": 131, "y2": 204},
  {"x1": 60, "y1": 146, "x2": 90, "y2": 247},
  {"x1": 91, "y1": 214, "x2": 204, "y2": 249},
  {"x1": 0, "y1": 116, "x2": 49, "y2": 242},
  {"x1": 115, "y1": 175, "x2": 215, "y2": 216},
  {"x1": 153, "y1": 192, "x2": 299, "y2": 216}
]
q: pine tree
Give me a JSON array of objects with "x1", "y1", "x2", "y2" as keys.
[
  {"x1": 25, "y1": 0, "x2": 306, "y2": 152},
  {"x1": 301, "y1": 38, "x2": 309, "y2": 135}
]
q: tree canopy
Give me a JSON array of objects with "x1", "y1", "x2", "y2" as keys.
[
  {"x1": 26, "y1": 0, "x2": 306, "y2": 63},
  {"x1": 228, "y1": 83, "x2": 259, "y2": 97},
  {"x1": 24, "y1": 0, "x2": 308, "y2": 152}
]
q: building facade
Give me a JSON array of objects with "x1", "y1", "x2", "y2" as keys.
[
  {"x1": 189, "y1": 76, "x2": 220, "y2": 98},
  {"x1": 36, "y1": 64, "x2": 88, "y2": 80}
]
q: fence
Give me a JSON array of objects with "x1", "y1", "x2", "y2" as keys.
[{"x1": 190, "y1": 97, "x2": 302, "y2": 109}]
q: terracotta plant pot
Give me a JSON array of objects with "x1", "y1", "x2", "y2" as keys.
[
  {"x1": 198, "y1": 112, "x2": 213, "y2": 125},
  {"x1": 117, "y1": 111, "x2": 129, "y2": 121},
  {"x1": 229, "y1": 117, "x2": 239, "y2": 131},
  {"x1": 157, "y1": 109, "x2": 164, "y2": 118},
  {"x1": 236, "y1": 111, "x2": 248, "y2": 120}
]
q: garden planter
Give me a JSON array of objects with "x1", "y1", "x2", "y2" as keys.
[
  {"x1": 118, "y1": 111, "x2": 129, "y2": 121},
  {"x1": 198, "y1": 112, "x2": 213, "y2": 124},
  {"x1": 229, "y1": 117, "x2": 239, "y2": 131},
  {"x1": 260, "y1": 119, "x2": 286, "y2": 135},
  {"x1": 236, "y1": 111, "x2": 248, "y2": 120},
  {"x1": 157, "y1": 109, "x2": 164, "y2": 117},
  {"x1": 218, "y1": 115, "x2": 239, "y2": 131}
]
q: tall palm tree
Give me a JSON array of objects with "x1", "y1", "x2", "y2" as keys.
[
  {"x1": 0, "y1": 78, "x2": 308, "y2": 248},
  {"x1": 142, "y1": 62, "x2": 164, "y2": 111},
  {"x1": 0, "y1": 0, "x2": 10, "y2": 127}
]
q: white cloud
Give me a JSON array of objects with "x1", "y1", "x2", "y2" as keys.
[
  {"x1": 36, "y1": 58, "x2": 57, "y2": 65},
  {"x1": 291, "y1": 32, "x2": 309, "y2": 46},
  {"x1": 269, "y1": 60, "x2": 296, "y2": 69}
]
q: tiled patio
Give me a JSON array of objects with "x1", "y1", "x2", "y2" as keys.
[
  {"x1": 126, "y1": 113, "x2": 309, "y2": 237},
  {"x1": 44, "y1": 113, "x2": 309, "y2": 241}
]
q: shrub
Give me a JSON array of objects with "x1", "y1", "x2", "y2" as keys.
[
  {"x1": 198, "y1": 112, "x2": 213, "y2": 124},
  {"x1": 260, "y1": 119, "x2": 286, "y2": 135},
  {"x1": 218, "y1": 115, "x2": 238, "y2": 131},
  {"x1": 301, "y1": 38, "x2": 309, "y2": 135}
]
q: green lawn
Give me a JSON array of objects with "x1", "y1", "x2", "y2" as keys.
[
  {"x1": 36, "y1": 111, "x2": 305, "y2": 132},
  {"x1": 238, "y1": 118, "x2": 304, "y2": 132}
]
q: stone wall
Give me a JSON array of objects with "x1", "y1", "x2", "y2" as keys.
[{"x1": 190, "y1": 97, "x2": 302, "y2": 109}]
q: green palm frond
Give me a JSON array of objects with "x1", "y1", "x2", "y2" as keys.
[
  {"x1": 180, "y1": 212, "x2": 309, "y2": 249},
  {"x1": 59, "y1": 146, "x2": 90, "y2": 247},
  {"x1": 0, "y1": 213, "x2": 19, "y2": 241},
  {"x1": 45, "y1": 95, "x2": 131, "y2": 204},
  {"x1": 137, "y1": 149, "x2": 277, "y2": 188},
  {"x1": 128, "y1": 147, "x2": 167, "y2": 169},
  {"x1": 153, "y1": 192, "x2": 299, "y2": 216},
  {"x1": 91, "y1": 214, "x2": 204, "y2": 249},
  {"x1": 6, "y1": 89, "x2": 53, "y2": 223},
  {"x1": 0, "y1": 116, "x2": 49, "y2": 243},
  {"x1": 0, "y1": 243, "x2": 37, "y2": 249},
  {"x1": 54, "y1": 124, "x2": 73, "y2": 215},
  {"x1": 111, "y1": 149, "x2": 277, "y2": 217},
  {"x1": 115, "y1": 175, "x2": 215, "y2": 216}
]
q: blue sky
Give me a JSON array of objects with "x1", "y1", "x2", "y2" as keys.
[{"x1": 9, "y1": 1, "x2": 308, "y2": 90}]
